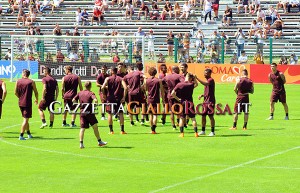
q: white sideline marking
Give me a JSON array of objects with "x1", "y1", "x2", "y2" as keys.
[
  {"x1": 149, "y1": 146, "x2": 300, "y2": 193},
  {"x1": 0, "y1": 121, "x2": 40, "y2": 132}
]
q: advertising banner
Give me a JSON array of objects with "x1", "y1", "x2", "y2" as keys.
[{"x1": 0, "y1": 61, "x2": 38, "y2": 79}]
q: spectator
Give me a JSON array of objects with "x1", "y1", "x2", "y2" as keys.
[
  {"x1": 81, "y1": 9, "x2": 89, "y2": 26},
  {"x1": 26, "y1": 6, "x2": 36, "y2": 26},
  {"x1": 45, "y1": 52, "x2": 53, "y2": 62},
  {"x1": 161, "y1": 1, "x2": 173, "y2": 20},
  {"x1": 230, "y1": 53, "x2": 238, "y2": 64},
  {"x1": 253, "y1": 51, "x2": 264, "y2": 64},
  {"x1": 94, "y1": 0, "x2": 102, "y2": 9},
  {"x1": 82, "y1": 29, "x2": 89, "y2": 62},
  {"x1": 166, "y1": 30, "x2": 174, "y2": 57},
  {"x1": 183, "y1": 32, "x2": 190, "y2": 58},
  {"x1": 210, "y1": 30, "x2": 221, "y2": 58},
  {"x1": 53, "y1": 24, "x2": 62, "y2": 51},
  {"x1": 289, "y1": 53, "x2": 298, "y2": 64},
  {"x1": 79, "y1": 50, "x2": 84, "y2": 62},
  {"x1": 90, "y1": 48, "x2": 99, "y2": 62},
  {"x1": 279, "y1": 55, "x2": 288, "y2": 64},
  {"x1": 137, "y1": 2, "x2": 149, "y2": 20},
  {"x1": 146, "y1": 29, "x2": 155, "y2": 60},
  {"x1": 221, "y1": 32, "x2": 230, "y2": 54},
  {"x1": 113, "y1": 52, "x2": 120, "y2": 63},
  {"x1": 174, "y1": 2, "x2": 181, "y2": 19},
  {"x1": 40, "y1": 0, "x2": 51, "y2": 12},
  {"x1": 272, "y1": 19, "x2": 284, "y2": 39},
  {"x1": 72, "y1": 27, "x2": 80, "y2": 53},
  {"x1": 75, "y1": 7, "x2": 82, "y2": 25},
  {"x1": 222, "y1": 5, "x2": 232, "y2": 26},
  {"x1": 91, "y1": 7, "x2": 103, "y2": 26},
  {"x1": 256, "y1": 7, "x2": 265, "y2": 21},
  {"x1": 0, "y1": 4, "x2": 2, "y2": 14},
  {"x1": 262, "y1": 20, "x2": 271, "y2": 37},
  {"x1": 123, "y1": 55, "x2": 129, "y2": 64},
  {"x1": 110, "y1": 31, "x2": 118, "y2": 58},
  {"x1": 100, "y1": 32, "x2": 110, "y2": 53},
  {"x1": 248, "y1": 19, "x2": 260, "y2": 39},
  {"x1": 211, "y1": 0, "x2": 220, "y2": 18},
  {"x1": 150, "y1": 1, "x2": 160, "y2": 19},
  {"x1": 249, "y1": 0, "x2": 260, "y2": 14},
  {"x1": 266, "y1": 6, "x2": 278, "y2": 24},
  {"x1": 189, "y1": 0, "x2": 197, "y2": 7},
  {"x1": 16, "y1": 8, "x2": 26, "y2": 27},
  {"x1": 35, "y1": 0, "x2": 42, "y2": 13},
  {"x1": 196, "y1": 52, "x2": 205, "y2": 63},
  {"x1": 179, "y1": 1, "x2": 191, "y2": 20},
  {"x1": 288, "y1": 0, "x2": 300, "y2": 12},
  {"x1": 157, "y1": 53, "x2": 166, "y2": 63},
  {"x1": 51, "y1": 0, "x2": 63, "y2": 13},
  {"x1": 18, "y1": 54, "x2": 25, "y2": 61},
  {"x1": 195, "y1": 30, "x2": 205, "y2": 53},
  {"x1": 56, "y1": 49, "x2": 65, "y2": 62},
  {"x1": 134, "y1": 51, "x2": 142, "y2": 63},
  {"x1": 203, "y1": 0, "x2": 212, "y2": 24},
  {"x1": 25, "y1": 26, "x2": 36, "y2": 53},
  {"x1": 65, "y1": 30, "x2": 72, "y2": 56},
  {"x1": 125, "y1": 2, "x2": 134, "y2": 20},
  {"x1": 4, "y1": 49, "x2": 12, "y2": 60},
  {"x1": 177, "y1": 33, "x2": 184, "y2": 60},
  {"x1": 210, "y1": 45, "x2": 219, "y2": 64},
  {"x1": 102, "y1": 0, "x2": 108, "y2": 11},
  {"x1": 277, "y1": 0, "x2": 288, "y2": 13},
  {"x1": 237, "y1": 0, "x2": 249, "y2": 14},
  {"x1": 187, "y1": 56, "x2": 194, "y2": 63},
  {"x1": 238, "y1": 50, "x2": 248, "y2": 64},
  {"x1": 134, "y1": 27, "x2": 146, "y2": 54},
  {"x1": 69, "y1": 50, "x2": 79, "y2": 62},
  {"x1": 255, "y1": 29, "x2": 265, "y2": 56}
]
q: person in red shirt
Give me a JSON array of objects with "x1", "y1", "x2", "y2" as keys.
[
  {"x1": 113, "y1": 52, "x2": 120, "y2": 63},
  {"x1": 138, "y1": 2, "x2": 149, "y2": 20},
  {"x1": 91, "y1": 7, "x2": 103, "y2": 26},
  {"x1": 0, "y1": 79, "x2": 7, "y2": 120},
  {"x1": 56, "y1": 49, "x2": 65, "y2": 62}
]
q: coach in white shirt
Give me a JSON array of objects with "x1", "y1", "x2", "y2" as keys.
[{"x1": 238, "y1": 50, "x2": 248, "y2": 64}]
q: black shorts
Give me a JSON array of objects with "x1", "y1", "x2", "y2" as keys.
[
  {"x1": 106, "y1": 101, "x2": 124, "y2": 114},
  {"x1": 80, "y1": 114, "x2": 98, "y2": 128},
  {"x1": 234, "y1": 96, "x2": 250, "y2": 113},
  {"x1": 64, "y1": 99, "x2": 77, "y2": 111},
  {"x1": 271, "y1": 92, "x2": 286, "y2": 103},
  {"x1": 93, "y1": 16, "x2": 100, "y2": 21}
]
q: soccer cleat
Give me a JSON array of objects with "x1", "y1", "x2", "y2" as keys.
[
  {"x1": 198, "y1": 131, "x2": 206, "y2": 135},
  {"x1": 173, "y1": 126, "x2": 177, "y2": 131},
  {"x1": 98, "y1": 141, "x2": 107, "y2": 146},
  {"x1": 71, "y1": 124, "x2": 77, "y2": 128},
  {"x1": 243, "y1": 127, "x2": 247, "y2": 130},
  {"x1": 284, "y1": 116, "x2": 289, "y2": 120},
  {"x1": 101, "y1": 117, "x2": 106, "y2": 121},
  {"x1": 80, "y1": 144, "x2": 85, "y2": 149},
  {"x1": 266, "y1": 116, "x2": 274, "y2": 120},
  {"x1": 208, "y1": 132, "x2": 215, "y2": 136},
  {"x1": 229, "y1": 127, "x2": 237, "y2": 130},
  {"x1": 40, "y1": 123, "x2": 47, "y2": 129},
  {"x1": 28, "y1": 134, "x2": 33, "y2": 139},
  {"x1": 108, "y1": 131, "x2": 115, "y2": 135},
  {"x1": 194, "y1": 132, "x2": 199, "y2": 137},
  {"x1": 140, "y1": 122, "x2": 145, "y2": 125},
  {"x1": 151, "y1": 131, "x2": 157, "y2": 134},
  {"x1": 179, "y1": 133, "x2": 184, "y2": 138},
  {"x1": 19, "y1": 136, "x2": 26, "y2": 140},
  {"x1": 49, "y1": 125, "x2": 53, "y2": 128},
  {"x1": 120, "y1": 131, "x2": 127, "y2": 135},
  {"x1": 62, "y1": 123, "x2": 70, "y2": 127}
]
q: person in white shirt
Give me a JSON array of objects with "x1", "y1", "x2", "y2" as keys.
[
  {"x1": 289, "y1": 53, "x2": 298, "y2": 64},
  {"x1": 69, "y1": 51, "x2": 79, "y2": 61},
  {"x1": 248, "y1": 19, "x2": 259, "y2": 39},
  {"x1": 238, "y1": 50, "x2": 248, "y2": 64},
  {"x1": 147, "y1": 30, "x2": 155, "y2": 60},
  {"x1": 255, "y1": 29, "x2": 266, "y2": 56},
  {"x1": 234, "y1": 28, "x2": 245, "y2": 57},
  {"x1": 4, "y1": 49, "x2": 11, "y2": 60},
  {"x1": 256, "y1": 7, "x2": 265, "y2": 21},
  {"x1": 203, "y1": 0, "x2": 212, "y2": 24},
  {"x1": 287, "y1": 0, "x2": 300, "y2": 13},
  {"x1": 179, "y1": 1, "x2": 191, "y2": 20},
  {"x1": 125, "y1": 3, "x2": 134, "y2": 20},
  {"x1": 277, "y1": 0, "x2": 288, "y2": 13},
  {"x1": 40, "y1": 0, "x2": 50, "y2": 12}
]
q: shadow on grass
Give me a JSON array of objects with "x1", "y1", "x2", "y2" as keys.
[
  {"x1": 217, "y1": 134, "x2": 252, "y2": 137},
  {"x1": 91, "y1": 146, "x2": 134, "y2": 149},
  {"x1": 251, "y1": 128, "x2": 285, "y2": 130}
]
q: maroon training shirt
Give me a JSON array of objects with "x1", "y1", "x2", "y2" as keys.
[
  {"x1": 16, "y1": 78, "x2": 33, "y2": 107},
  {"x1": 162, "y1": 73, "x2": 182, "y2": 99},
  {"x1": 204, "y1": 77, "x2": 215, "y2": 104},
  {"x1": 269, "y1": 70, "x2": 285, "y2": 94},
  {"x1": 73, "y1": 90, "x2": 96, "y2": 114},
  {"x1": 173, "y1": 81, "x2": 194, "y2": 102},
  {"x1": 63, "y1": 74, "x2": 79, "y2": 99},
  {"x1": 96, "y1": 72, "x2": 109, "y2": 94},
  {"x1": 42, "y1": 75, "x2": 58, "y2": 101},
  {"x1": 237, "y1": 77, "x2": 253, "y2": 95},
  {"x1": 123, "y1": 71, "x2": 142, "y2": 96},
  {"x1": 117, "y1": 71, "x2": 128, "y2": 78},
  {"x1": 146, "y1": 77, "x2": 161, "y2": 104},
  {"x1": 107, "y1": 75, "x2": 124, "y2": 102}
]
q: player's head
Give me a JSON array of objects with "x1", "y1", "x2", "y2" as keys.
[
  {"x1": 84, "y1": 81, "x2": 92, "y2": 90},
  {"x1": 43, "y1": 67, "x2": 51, "y2": 76},
  {"x1": 204, "y1": 68, "x2": 212, "y2": 78},
  {"x1": 111, "y1": 67, "x2": 118, "y2": 75},
  {"x1": 127, "y1": 65, "x2": 133, "y2": 72},
  {"x1": 136, "y1": 62, "x2": 143, "y2": 71},
  {"x1": 117, "y1": 62, "x2": 125, "y2": 72},
  {"x1": 186, "y1": 73, "x2": 195, "y2": 82},
  {"x1": 271, "y1": 63, "x2": 277, "y2": 72},
  {"x1": 171, "y1": 66, "x2": 179, "y2": 74},
  {"x1": 160, "y1": 64, "x2": 167, "y2": 74},
  {"x1": 22, "y1": 69, "x2": 30, "y2": 78},
  {"x1": 180, "y1": 63, "x2": 188, "y2": 74},
  {"x1": 101, "y1": 65, "x2": 107, "y2": 74},
  {"x1": 148, "y1": 67, "x2": 157, "y2": 77},
  {"x1": 242, "y1": 69, "x2": 248, "y2": 76},
  {"x1": 64, "y1": 65, "x2": 73, "y2": 74}
]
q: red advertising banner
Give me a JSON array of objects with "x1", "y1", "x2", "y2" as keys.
[{"x1": 250, "y1": 64, "x2": 300, "y2": 84}]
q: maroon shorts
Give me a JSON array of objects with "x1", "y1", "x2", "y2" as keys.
[
  {"x1": 212, "y1": 4, "x2": 219, "y2": 11},
  {"x1": 20, "y1": 106, "x2": 32, "y2": 118},
  {"x1": 64, "y1": 99, "x2": 77, "y2": 111},
  {"x1": 271, "y1": 92, "x2": 286, "y2": 103},
  {"x1": 147, "y1": 103, "x2": 159, "y2": 115},
  {"x1": 38, "y1": 99, "x2": 55, "y2": 111},
  {"x1": 234, "y1": 96, "x2": 250, "y2": 113},
  {"x1": 106, "y1": 101, "x2": 123, "y2": 114},
  {"x1": 0, "y1": 100, "x2": 2, "y2": 119},
  {"x1": 163, "y1": 92, "x2": 168, "y2": 104},
  {"x1": 168, "y1": 98, "x2": 180, "y2": 114},
  {"x1": 202, "y1": 102, "x2": 215, "y2": 116},
  {"x1": 80, "y1": 114, "x2": 98, "y2": 128},
  {"x1": 180, "y1": 101, "x2": 196, "y2": 118},
  {"x1": 99, "y1": 92, "x2": 107, "y2": 103},
  {"x1": 129, "y1": 93, "x2": 142, "y2": 108}
]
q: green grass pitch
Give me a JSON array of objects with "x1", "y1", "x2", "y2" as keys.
[{"x1": 0, "y1": 80, "x2": 299, "y2": 193}]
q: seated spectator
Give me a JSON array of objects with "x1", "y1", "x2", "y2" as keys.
[
  {"x1": 113, "y1": 53, "x2": 120, "y2": 63},
  {"x1": 26, "y1": 6, "x2": 36, "y2": 26},
  {"x1": 256, "y1": 7, "x2": 265, "y2": 21},
  {"x1": 134, "y1": 51, "x2": 142, "y2": 62},
  {"x1": 75, "y1": 7, "x2": 82, "y2": 25},
  {"x1": 279, "y1": 55, "x2": 288, "y2": 64},
  {"x1": 238, "y1": 50, "x2": 248, "y2": 64},
  {"x1": 253, "y1": 51, "x2": 264, "y2": 64},
  {"x1": 4, "y1": 49, "x2": 12, "y2": 60},
  {"x1": 210, "y1": 45, "x2": 219, "y2": 64},
  {"x1": 125, "y1": 2, "x2": 134, "y2": 20},
  {"x1": 230, "y1": 53, "x2": 238, "y2": 64},
  {"x1": 262, "y1": 20, "x2": 271, "y2": 37},
  {"x1": 196, "y1": 52, "x2": 205, "y2": 63},
  {"x1": 81, "y1": 9, "x2": 89, "y2": 26},
  {"x1": 287, "y1": 0, "x2": 300, "y2": 13},
  {"x1": 248, "y1": 19, "x2": 260, "y2": 39},
  {"x1": 0, "y1": 4, "x2": 2, "y2": 14},
  {"x1": 157, "y1": 53, "x2": 166, "y2": 63},
  {"x1": 183, "y1": 32, "x2": 190, "y2": 58},
  {"x1": 16, "y1": 8, "x2": 26, "y2": 27},
  {"x1": 46, "y1": 52, "x2": 53, "y2": 62},
  {"x1": 89, "y1": 48, "x2": 99, "y2": 62},
  {"x1": 277, "y1": 0, "x2": 288, "y2": 13},
  {"x1": 186, "y1": 56, "x2": 194, "y2": 63},
  {"x1": 79, "y1": 50, "x2": 84, "y2": 62},
  {"x1": 28, "y1": 52, "x2": 35, "y2": 61},
  {"x1": 272, "y1": 19, "x2": 284, "y2": 39},
  {"x1": 189, "y1": 0, "x2": 196, "y2": 7},
  {"x1": 237, "y1": 0, "x2": 249, "y2": 14},
  {"x1": 249, "y1": 0, "x2": 260, "y2": 14},
  {"x1": 35, "y1": 0, "x2": 42, "y2": 13},
  {"x1": 174, "y1": 2, "x2": 181, "y2": 19},
  {"x1": 150, "y1": 1, "x2": 160, "y2": 19},
  {"x1": 179, "y1": 1, "x2": 191, "y2": 20},
  {"x1": 161, "y1": 1, "x2": 173, "y2": 20},
  {"x1": 222, "y1": 5, "x2": 232, "y2": 26},
  {"x1": 51, "y1": 0, "x2": 63, "y2": 13},
  {"x1": 69, "y1": 51, "x2": 79, "y2": 62},
  {"x1": 18, "y1": 54, "x2": 25, "y2": 61},
  {"x1": 102, "y1": 0, "x2": 108, "y2": 11},
  {"x1": 266, "y1": 6, "x2": 278, "y2": 24},
  {"x1": 40, "y1": 0, "x2": 51, "y2": 12},
  {"x1": 117, "y1": 0, "x2": 125, "y2": 10},
  {"x1": 137, "y1": 2, "x2": 149, "y2": 20},
  {"x1": 91, "y1": 7, "x2": 103, "y2": 26},
  {"x1": 56, "y1": 49, "x2": 65, "y2": 62},
  {"x1": 289, "y1": 53, "x2": 298, "y2": 64}
]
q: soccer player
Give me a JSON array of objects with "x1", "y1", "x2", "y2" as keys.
[
  {"x1": 15, "y1": 69, "x2": 39, "y2": 140},
  {"x1": 179, "y1": 62, "x2": 190, "y2": 128},
  {"x1": 171, "y1": 73, "x2": 198, "y2": 137},
  {"x1": 117, "y1": 62, "x2": 128, "y2": 78},
  {"x1": 38, "y1": 67, "x2": 59, "y2": 129},
  {"x1": 158, "y1": 64, "x2": 168, "y2": 125},
  {"x1": 72, "y1": 81, "x2": 107, "y2": 149},
  {"x1": 267, "y1": 63, "x2": 289, "y2": 120},
  {"x1": 61, "y1": 65, "x2": 83, "y2": 127},
  {"x1": 145, "y1": 67, "x2": 165, "y2": 134},
  {"x1": 96, "y1": 65, "x2": 109, "y2": 120},
  {"x1": 196, "y1": 68, "x2": 216, "y2": 136},
  {"x1": 230, "y1": 69, "x2": 254, "y2": 130},
  {"x1": 102, "y1": 67, "x2": 127, "y2": 134},
  {"x1": 0, "y1": 79, "x2": 7, "y2": 119},
  {"x1": 162, "y1": 66, "x2": 182, "y2": 130}
]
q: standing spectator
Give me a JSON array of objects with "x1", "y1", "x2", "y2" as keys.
[
  {"x1": 65, "y1": 30, "x2": 72, "y2": 56},
  {"x1": 277, "y1": 0, "x2": 288, "y2": 13},
  {"x1": 56, "y1": 49, "x2": 65, "y2": 62},
  {"x1": 211, "y1": 0, "x2": 220, "y2": 18},
  {"x1": 183, "y1": 32, "x2": 190, "y2": 58},
  {"x1": 238, "y1": 50, "x2": 248, "y2": 64},
  {"x1": 4, "y1": 49, "x2": 12, "y2": 60},
  {"x1": 237, "y1": 0, "x2": 249, "y2": 14},
  {"x1": 91, "y1": 7, "x2": 102, "y2": 26},
  {"x1": 161, "y1": 1, "x2": 173, "y2": 20},
  {"x1": 287, "y1": 0, "x2": 300, "y2": 13},
  {"x1": 81, "y1": 9, "x2": 89, "y2": 26},
  {"x1": 134, "y1": 27, "x2": 146, "y2": 55},
  {"x1": 279, "y1": 56, "x2": 288, "y2": 65},
  {"x1": 289, "y1": 53, "x2": 298, "y2": 64},
  {"x1": 255, "y1": 29, "x2": 265, "y2": 56},
  {"x1": 75, "y1": 7, "x2": 82, "y2": 25},
  {"x1": 272, "y1": 19, "x2": 284, "y2": 39},
  {"x1": 222, "y1": 5, "x2": 232, "y2": 26},
  {"x1": 146, "y1": 29, "x2": 155, "y2": 60},
  {"x1": 230, "y1": 53, "x2": 238, "y2": 64},
  {"x1": 72, "y1": 27, "x2": 80, "y2": 53},
  {"x1": 110, "y1": 31, "x2": 118, "y2": 58},
  {"x1": 174, "y1": 2, "x2": 181, "y2": 20},
  {"x1": 210, "y1": 30, "x2": 221, "y2": 58},
  {"x1": 166, "y1": 30, "x2": 174, "y2": 57},
  {"x1": 254, "y1": 51, "x2": 264, "y2": 64},
  {"x1": 137, "y1": 2, "x2": 149, "y2": 20},
  {"x1": 125, "y1": 2, "x2": 134, "y2": 20},
  {"x1": 25, "y1": 27, "x2": 36, "y2": 53},
  {"x1": 203, "y1": 0, "x2": 212, "y2": 24},
  {"x1": 179, "y1": 1, "x2": 191, "y2": 20},
  {"x1": 177, "y1": 33, "x2": 184, "y2": 60},
  {"x1": 53, "y1": 24, "x2": 62, "y2": 52},
  {"x1": 82, "y1": 29, "x2": 89, "y2": 62},
  {"x1": 90, "y1": 48, "x2": 99, "y2": 62},
  {"x1": 36, "y1": 28, "x2": 44, "y2": 61},
  {"x1": 46, "y1": 52, "x2": 53, "y2": 62},
  {"x1": 194, "y1": 30, "x2": 205, "y2": 53},
  {"x1": 16, "y1": 8, "x2": 26, "y2": 27}
]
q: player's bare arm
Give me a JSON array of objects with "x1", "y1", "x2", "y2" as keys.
[
  {"x1": 41, "y1": 83, "x2": 46, "y2": 102},
  {"x1": 268, "y1": 74, "x2": 273, "y2": 83},
  {"x1": 121, "y1": 80, "x2": 128, "y2": 103},
  {"x1": 32, "y1": 81, "x2": 39, "y2": 105},
  {"x1": 171, "y1": 90, "x2": 181, "y2": 102},
  {"x1": 159, "y1": 80, "x2": 165, "y2": 100},
  {"x1": 1, "y1": 82, "x2": 7, "y2": 104},
  {"x1": 193, "y1": 75, "x2": 198, "y2": 88},
  {"x1": 61, "y1": 77, "x2": 65, "y2": 99},
  {"x1": 234, "y1": 82, "x2": 238, "y2": 95},
  {"x1": 78, "y1": 76, "x2": 83, "y2": 91},
  {"x1": 280, "y1": 73, "x2": 286, "y2": 84},
  {"x1": 101, "y1": 77, "x2": 109, "y2": 91},
  {"x1": 195, "y1": 76, "x2": 209, "y2": 86},
  {"x1": 14, "y1": 81, "x2": 19, "y2": 98},
  {"x1": 55, "y1": 85, "x2": 59, "y2": 101}
]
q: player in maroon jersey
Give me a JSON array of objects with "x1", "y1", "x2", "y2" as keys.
[
  {"x1": 117, "y1": 62, "x2": 128, "y2": 78},
  {"x1": 73, "y1": 81, "x2": 107, "y2": 149},
  {"x1": 162, "y1": 66, "x2": 181, "y2": 130},
  {"x1": 102, "y1": 67, "x2": 127, "y2": 134},
  {"x1": 61, "y1": 65, "x2": 83, "y2": 127},
  {"x1": 179, "y1": 62, "x2": 190, "y2": 128},
  {"x1": 15, "y1": 69, "x2": 39, "y2": 140},
  {"x1": 158, "y1": 64, "x2": 168, "y2": 125},
  {"x1": 196, "y1": 68, "x2": 216, "y2": 136},
  {"x1": 145, "y1": 67, "x2": 165, "y2": 134},
  {"x1": 0, "y1": 79, "x2": 7, "y2": 119},
  {"x1": 96, "y1": 65, "x2": 109, "y2": 120},
  {"x1": 136, "y1": 62, "x2": 148, "y2": 124},
  {"x1": 38, "y1": 67, "x2": 59, "y2": 129},
  {"x1": 171, "y1": 73, "x2": 198, "y2": 137},
  {"x1": 230, "y1": 69, "x2": 254, "y2": 130},
  {"x1": 267, "y1": 63, "x2": 289, "y2": 120}
]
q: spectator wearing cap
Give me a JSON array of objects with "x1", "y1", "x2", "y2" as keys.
[
  {"x1": 179, "y1": 1, "x2": 191, "y2": 20},
  {"x1": 289, "y1": 53, "x2": 298, "y2": 64},
  {"x1": 90, "y1": 48, "x2": 99, "y2": 62},
  {"x1": 146, "y1": 30, "x2": 155, "y2": 60},
  {"x1": 56, "y1": 49, "x2": 65, "y2": 62},
  {"x1": 138, "y1": 2, "x2": 149, "y2": 20},
  {"x1": 91, "y1": 7, "x2": 103, "y2": 26},
  {"x1": 80, "y1": 9, "x2": 89, "y2": 26},
  {"x1": 287, "y1": 0, "x2": 300, "y2": 13},
  {"x1": 125, "y1": 2, "x2": 134, "y2": 20}
]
